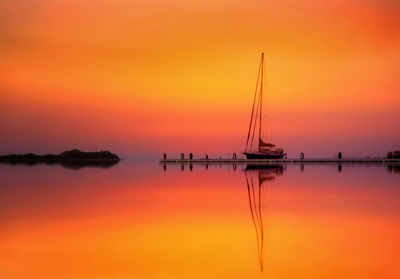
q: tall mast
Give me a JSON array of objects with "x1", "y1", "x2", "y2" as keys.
[
  {"x1": 245, "y1": 57, "x2": 262, "y2": 152},
  {"x1": 259, "y1": 52, "x2": 264, "y2": 142}
]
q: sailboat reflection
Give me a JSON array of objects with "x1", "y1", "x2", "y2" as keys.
[{"x1": 244, "y1": 164, "x2": 286, "y2": 272}]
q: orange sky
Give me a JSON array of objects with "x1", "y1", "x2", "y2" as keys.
[{"x1": 1, "y1": 0, "x2": 399, "y2": 158}]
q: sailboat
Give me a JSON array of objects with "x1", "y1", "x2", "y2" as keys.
[{"x1": 244, "y1": 53, "x2": 286, "y2": 159}]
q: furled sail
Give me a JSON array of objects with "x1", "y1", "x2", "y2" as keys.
[{"x1": 259, "y1": 138, "x2": 275, "y2": 151}]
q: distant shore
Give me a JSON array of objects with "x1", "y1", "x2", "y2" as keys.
[{"x1": 0, "y1": 149, "x2": 120, "y2": 169}]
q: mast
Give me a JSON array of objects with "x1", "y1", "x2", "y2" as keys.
[
  {"x1": 259, "y1": 52, "x2": 264, "y2": 144},
  {"x1": 245, "y1": 57, "x2": 262, "y2": 152},
  {"x1": 245, "y1": 52, "x2": 265, "y2": 153}
]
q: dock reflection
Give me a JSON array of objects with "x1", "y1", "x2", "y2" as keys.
[
  {"x1": 162, "y1": 161, "x2": 399, "y2": 174},
  {"x1": 244, "y1": 164, "x2": 286, "y2": 272}
]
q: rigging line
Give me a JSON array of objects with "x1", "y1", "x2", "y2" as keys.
[
  {"x1": 264, "y1": 53, "x2": 273, "y2": 142},
  {"x1": 263, "y1": 52, "x2": 269, "y2": 140},
  {"x1": 263, "y1": 177, "x2": 272, "y2": 270},
  {"x1": 250, "y1": 88, "x2": 261, "y2": 151},
  {"x1": 250, "y1": 171, "x2": 261, "y2": 225},
  {"x1": 250, "y1": 172, "x2": 263, "y2": 271},
  {"x1": 251, "y1": 53, "x2": 263, "y2": 151},
  {"x1": 245, "y1": 57, "x2": 262, "y2": 152},
  {"x1": 246, "y1": 172, "x2": 262, "y2": 270},
  {"x1": 258, "y1": 175, "x2": 264, "y2": 272},
  {"x1": 259, "y1": 52, "x2": 264, "y2": 141}
]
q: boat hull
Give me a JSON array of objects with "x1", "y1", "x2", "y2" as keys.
[{"x1": 244, "y1": 152, "x2": 286, "y2": 159}]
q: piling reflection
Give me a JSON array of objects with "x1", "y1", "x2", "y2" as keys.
[
  {"x1": 387, "y1": 163, "x2": 400, "y2": 174},
  {"x1": 244, "y1": 164, "x2": 286, "y2": 272}
]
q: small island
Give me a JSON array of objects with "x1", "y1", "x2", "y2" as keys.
[{"x1": 0, "y1": 149, "x2": 120, "y2": 169}]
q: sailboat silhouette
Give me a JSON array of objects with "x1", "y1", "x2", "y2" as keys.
[
  {"x1": 243, "y1": 53, "x2": 286, "y2": 159},
  {"x1": 244, "y1": 164, "x2": 285, "y2": 272}
]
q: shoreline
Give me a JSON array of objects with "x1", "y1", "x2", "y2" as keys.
[{"x1": 0, "y1": 149, "x2": 120, "y2": 169}]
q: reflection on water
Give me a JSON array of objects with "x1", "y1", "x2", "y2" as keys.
[
  {"x1": 0, "y1": 161, "x2": 399, "y2": 278},
  {"x1": 165, "y1": 162, "x2": 400, "y2": 174},
  {"x1": 245, "y1": 164, "x2": 286, "y2": 271},
  {"x1": 0, "y1": 160, "x2": 120, "y2": 169},
  {"x1": 387, "y1": 163, "x2": 400, "y2": 173}
]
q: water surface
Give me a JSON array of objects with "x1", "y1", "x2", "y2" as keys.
[{"x1": 0, "y1": 161, "x2": 399, "y2": 278}]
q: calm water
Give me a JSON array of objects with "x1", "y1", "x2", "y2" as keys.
[{"x1": 0, "y1": 161, "x2": 399, "y2": 278}]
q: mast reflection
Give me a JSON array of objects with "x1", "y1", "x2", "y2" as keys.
[{"x1": 244, "y1": 164, "x2": 286, "y2": 272}]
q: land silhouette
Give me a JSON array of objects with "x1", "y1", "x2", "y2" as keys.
[{"x1": 0, "y1": 149, "x2": 120, "y2": 169}]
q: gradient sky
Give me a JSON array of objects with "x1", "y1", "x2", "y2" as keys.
[{"x1": 1, "y1": 0, "x2": 399, "y2": 158}]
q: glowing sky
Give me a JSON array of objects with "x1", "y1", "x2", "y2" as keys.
[{"x1": 1, "y1": 0, "x2": 399, "y2": 158}]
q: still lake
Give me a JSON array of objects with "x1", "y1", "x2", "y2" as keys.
[{"x1": 0, "y1": 161, "x2": 399, "y2": 278}]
